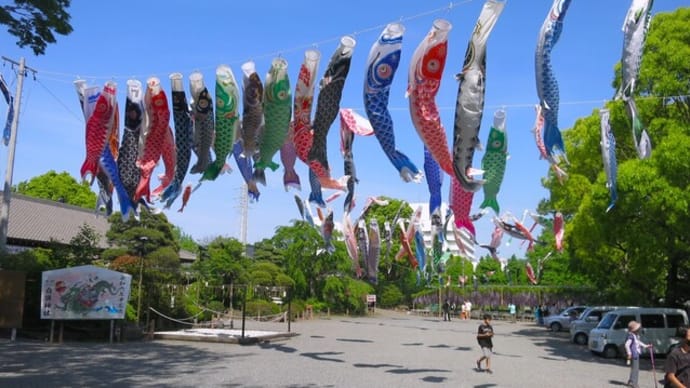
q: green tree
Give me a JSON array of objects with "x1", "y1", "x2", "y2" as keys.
[
  {"x1": 540, "y1": 8, "x2": 690, "y2": 306},
  {"x1": 475, "y1": 257, "x2": 503, "y2": 284},
  {"x1": 271, "y1": 221, "x2": 351, "y2": 303},
  {"x1": 194, "y1": 236, "x2": 250, "y2": 286},
  {"x1": 46, "y1": 223, "x2": 102, "y2": 268},
  {"x1": 15, "y1": 170, "x2": 96, "y2": 208},
  {"x1": 1, "y1": 0, "x2": 73, "y2": 55},
  {"x1": 444, "y1": 255, "x2": 474, "y2": 286},
  {"x1": 252, "y1": 238, "x2": 285, "y2": 265},
  {"x1": 355, "y1": 197, "x2": 422, "y2": 302},
  {"x1": 68, "y1": 223, "x2": 102, "y2": 265},
  {"x1": 379, "y1": 284, "x2": 404, "y2": 308},
  {"x1": 105, "y1": 211, "x2": 178, "y2": 254},
  {"x1": 249, "y1": 261, "x2": 283, "y2": 286},
  {"x1": 504, "y1": 257, "x2": 525, "y2": 285},
  {"x1": 103, "y1": 210, "x2": 182, "y2": 322},
  {"x1": 171, "y1": 226, "x2": 198, "y2": 253}
]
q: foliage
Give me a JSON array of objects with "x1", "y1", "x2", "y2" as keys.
[
  {"x1": 36, "y1": 224, "x2": 102, "y2": 269},
  {"x1": 0, "y1": 247, "x2": 74, "y2": 327},
  {"x1": 271, "y1": 221, "x2": 348, "y2": 300},
  {"x1": 539, "y1": 8, "x2": 690, "y2": 307},
  {"x1": 304, "y1": 298, "x2": 329, "y2": 313},
  {"x1": 0, "y1": 0, "x2": 73, "y2": 55},
  {"x1": 443, "y1": 255, "x2": 475, "y2": 284},
  {"x1": 0, "y1": 247, "x2": 52, "y2": 272},
  {"x1": 106, "y1": 211, "x2": 179, "y2": 254},
  {"x1": 321, "y1": 276, "x2": 374, "y2": 314},
  {"x1": 104, "y1": 210, "x2": 184, "y2": 323},
  {"x1": 193, "y1": 236, "x2": 250, "y2": 286},
  {"x1": 249, "y1": 261, "x2": 284, "y2": 286},
  {"x1": 379, "y1": 284, "x2": 403, "y2": 308},
  {"x1": 14, "y1": 170, "x2": 96, "y2": 208},
  {"x1": 288, "y1": 298, "x2": 307, "y2": 319},
  {"x1": 67, "y1": 224, "x2": 102, "y2": 264},
  {"x1": 275, "y1": 273, "x2": 294, "y2": 288},
  {"x1": 413, "y1": 284, "x2": 595, "y2": 311},
  {"x1": 244, "y1": 299, "x2": 280, "y2": 317},
  {"x1": 475, "y1": 257, "x2": 504, "y2": 284},
  {"x1": 171, "y1": 226, "x2": 198, "y2": 253}
]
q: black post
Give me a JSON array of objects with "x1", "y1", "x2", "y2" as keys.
[{"x1": 241, "y1": 284, "x2": 247, "y2": 339}]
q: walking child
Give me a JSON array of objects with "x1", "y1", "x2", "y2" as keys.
[{"x1": 476, "y1": 314, "x2": 494, "y2": 373}]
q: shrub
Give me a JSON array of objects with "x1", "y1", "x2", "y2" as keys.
[
  {"x1": 245, "y1": 299, "x2": 280, "y2": 317},
  {"x1": 379, "y1": 285, "x2": 403, "y2": 308}
]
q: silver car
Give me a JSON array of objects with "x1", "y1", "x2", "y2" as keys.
[
  {"x1": 543, "y1": 306, "x2": 587, "y2": 332},
  {"x1": 569, "y1": 305, "x2": 639, "y2": 345}
]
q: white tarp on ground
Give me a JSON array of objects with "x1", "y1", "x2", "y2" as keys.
[{"x1": 41, "y1": 265, "x2": 132, "y2": 320}]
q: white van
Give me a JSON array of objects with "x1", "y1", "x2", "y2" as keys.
[
  {"x1": 569, "y1": 306, "x2": 637, "y2": 345},
  {"x1": 588, "y1": 307, "x2": 688, "y2": 358}
]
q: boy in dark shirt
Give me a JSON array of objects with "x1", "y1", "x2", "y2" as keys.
[{"x1": 476, "y1": 314, "x2": 494, "y2": 373}]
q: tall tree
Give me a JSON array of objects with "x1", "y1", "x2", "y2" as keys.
[
  {"x1": 104, "y1": 210, "x2": 183, "y2": 322},
  {"x1": 194, "y1": 236, "x2": 249, "y2": 286},
  {"x1": 47, "y1": 223, "x2": 102, "y2": 268},
  {"x1": 540, "y1": 8, "x2": 690, "y2": 306},
  {"x1": 1, "y1": 0, "x2": 73, "y2": 55},
  {"x1": 15, "y1": 170, "x2": 96, "y2": 208},
  {"x1": 271, "y1": 221, "x2": 349, "y2": 301}
]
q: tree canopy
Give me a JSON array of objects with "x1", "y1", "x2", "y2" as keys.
[
  {"x1": 0, "y1": 0, "x2": 73, "y2": 55},
  {"x1": 15, "y1": 170, "x2": 96, "y2": 208},
  {"x1": 541, "y1": 7, "x2": 690, "y2": 306}
]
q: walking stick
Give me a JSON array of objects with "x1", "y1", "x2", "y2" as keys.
[{"x1": 649, "y1": 345, "x2": 658, "y2": 388}]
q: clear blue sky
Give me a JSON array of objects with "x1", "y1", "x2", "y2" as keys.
[{"x1": 1, "y1": 0, "x2": 686, "y2": 259}]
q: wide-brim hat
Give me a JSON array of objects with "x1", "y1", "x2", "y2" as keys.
[{"x1": 628, "y1": 321, "x2": 641, "y2": 332}]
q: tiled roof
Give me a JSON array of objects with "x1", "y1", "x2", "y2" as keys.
[
  {"x1": 1, "y1": 192, "x2": 198, "y2": 262},
  {"x1": 1, "y1": 192, "x2": 110, "y2": 248},
  {"x1": 179, "y1": 249, "x2": 196, "y2": 262}
]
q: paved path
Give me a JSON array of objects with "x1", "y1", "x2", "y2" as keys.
[{"x1": 0, "y1": 310, "x2": 665, "y2": 387}]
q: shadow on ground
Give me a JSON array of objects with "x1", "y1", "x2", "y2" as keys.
[
  {"x1": 511, "y1": 326, "x2": 665, "y2": 374},
  {"x1": 0, "y1": 340, "x2": 239, "y2": 387}
]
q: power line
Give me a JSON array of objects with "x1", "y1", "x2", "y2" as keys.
[
  {"x1": 35, "y1": 78, "x2": 83, "y2": 124},
  {"x1": 33, "y1": 0, "x2": 477, "y2": 82}
]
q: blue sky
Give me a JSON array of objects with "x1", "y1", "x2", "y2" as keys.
[{"x1": 1, "y1": 0, "x2": 686, "y2": 259}]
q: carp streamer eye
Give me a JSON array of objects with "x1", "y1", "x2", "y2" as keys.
[
  {"x1": 426, "y1": 59, "x2": 440, "y2": 73},
  {"x1": 376, "y1": 63, "x2": 392, "y2": 79}
]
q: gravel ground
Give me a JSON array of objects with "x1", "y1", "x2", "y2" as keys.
[{"x1": 0, "y1": 310, "x2": 666, "y2": 387}]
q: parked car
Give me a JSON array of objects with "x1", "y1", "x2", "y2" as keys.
[
  {"x1": 543, "y1": 305, "x2": 587, "y2": 332},
  {"x1": 569, "y1": 306, "x2": 638, "y2": 345},
  {"x1": 588, "y1": 307, "x2": 688, "y2": 358}
]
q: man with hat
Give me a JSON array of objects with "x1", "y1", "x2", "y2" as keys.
[
  {"x1": 625, "y1": 320, "x2": 650, "y2": 388},
  {"x1": 665, "y1": 326, "x2": 690, "y2": 388}
]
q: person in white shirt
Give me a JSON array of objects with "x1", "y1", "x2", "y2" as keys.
[{"x1": 465, "y1": 301, "x2": 473, "y2": 320}]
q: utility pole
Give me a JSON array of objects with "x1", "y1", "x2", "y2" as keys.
[
  {"x1": 0, "y1": 57, "x2": 36, "y2": 252},
  {"x1": 239, "y1": 183, "x2": 248, "y2": 246},
  {"x1": 235, "y1": 183, "x2": 250, "y2": 257},
  {"x1": 136, "y1": 236, "x2": 149, "y2": 327}
]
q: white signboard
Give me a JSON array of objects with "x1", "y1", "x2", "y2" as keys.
[
  {"x1": 41, "y1": 265, "x2": 132, "y2": 320},
  {"x1": 366, "y1": 294, "x2": 377, "y2": 303}
]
